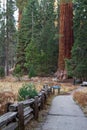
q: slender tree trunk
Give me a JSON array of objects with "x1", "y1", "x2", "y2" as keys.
[
  {"x1": 5, "y1": 41, "x2": 9, "y2": 76},
  {"x1": 56, "y1": 1, "x2": 74, "y2": 80},
  {"x1": 5, "y1": 0, "x2": 9, "y2": 76},
  {"x1": 18, "y1": 9, "x2": 22, "y2": 29}
]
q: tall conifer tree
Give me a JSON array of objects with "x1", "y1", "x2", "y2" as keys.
[
  {"x1": 0, "y1": 0, "x2": 16, "y2": 75},
  {"x1": 17, "y1": 0, "x2": 58, "y2": 75},
  {"x1": 0, "y1": 2, "x2": 5, "y2": 67},
  {"x1": 57, "y1": 0, "x2": 74, "y2": 79},
  {"x1": 66, "y1": 0, "x2": 87, "y2": 80}
]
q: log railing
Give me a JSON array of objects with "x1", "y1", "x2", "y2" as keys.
[{"x1": 0, "y1": 86, "x2": 52, "y2": 130}]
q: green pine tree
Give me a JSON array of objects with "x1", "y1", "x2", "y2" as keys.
[
  {"x1": 0, "y1": 2, "x2": 5, "y2": 67},
  {"x1": 16, "y1": 0, "x2": 39, "y2": 73},
  {"x1": 25, "y1": 0, "x2": 58, "y2": 76},
  {"x1": 17, "y1": 0, "x2": 58, "y2": 76},
  {"x1": 0, "y1": 0, "x2": 16, "y2": 75},
  {"x1": 66, "y1": 0, "x2": 87, "y2": 80}
]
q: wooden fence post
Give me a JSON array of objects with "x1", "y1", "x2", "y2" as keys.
[
  {"x1": 41, "y1": 93, "x2": 44, "y2": 109},
  {"x1": 50, "y1": 87, "x2": 52, "y2": 94},
  {"x1": 44, "y1": 91, "x2": 48, "y2": 104},
  {"x1": 58, "y1": 88, "x2": 60, "y2": 94},
  {"x1": 5, "y1": 102, "x2": 12, "y2": 112},
  {"x1": 48, "y1": 87, "x2": 51, "y2": 96},
  {"x1": 53, "y1": 88, "x2": 55, "y2": 94},
  {"x1": 18, "y1": 103, "x2": 24, "y2": 130},
  {"x1": 34, "y1": 96, "x2": 38, "y2": 120}
]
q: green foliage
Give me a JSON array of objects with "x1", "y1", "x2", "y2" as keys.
[
  {"x1": 28, "y1": 65, "x2": 36, "y2": 78},
  {"x1": 13, "y1": 64, "x2": 23, "y2": 80},
  {"x1": 25, "y1": 39, "x2": 39, "y2": 69},
  {"x1": 0, "y1": 67, "x2": 5, "y2": 78},
  {"x1": 24, "y1": 0, "x2": 58, "y2": 76},
  {"x1": 65, "y1": 59, "x2": 73, "y2": 77},
  {"x1": 18, "y1": 83, "x2": 38, "y2": 100},
  {"x1": 16, "y1": 0, "x2": 58, "y2": 76},
  {"x1": 16, "y1": 0, "x2": 28, "y2": 11},
  {"x1": 0, "y1": 0, "x2": 16, "y2": 75},
  {"x1": 0, "y1": 22, "x2": 5, "y2": 67},
  {"x1": 67, "y1": 0, "x2": 87, "y2": 80},
  {"x1": 0, "y1": 4, "x2": 6, "y2": 68},
  {"x1": 16, "y1": 0, "x2": 39, "y2": 73}
]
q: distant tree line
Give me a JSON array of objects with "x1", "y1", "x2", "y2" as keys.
[
  {"x1": 0, "y1": 0, "x2": 16, "y2": 76},
  {"x1": 16, "y1": 0, "x2": 59, "y2": 77}
]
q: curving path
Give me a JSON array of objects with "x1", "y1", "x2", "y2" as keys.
[{"x1": 36, "y1": 95, "x2": 87, "y2": 130}]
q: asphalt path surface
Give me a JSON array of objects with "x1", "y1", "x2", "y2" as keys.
[{"x1": 36, "y1": 95, "x2": 87, "y2": 130}]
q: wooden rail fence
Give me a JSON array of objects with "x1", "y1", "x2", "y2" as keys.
[{"x1": 0, "y1": 86, "x2": 52, "y2": 130}]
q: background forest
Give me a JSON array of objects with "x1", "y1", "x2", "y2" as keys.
[{"x1": 0, "y1": 0, "x2": 87, "y2": 81}]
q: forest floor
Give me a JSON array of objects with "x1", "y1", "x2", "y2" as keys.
[
  {"x1": 0, "y1": 75, "x2": 87, "y2": 129},
  {"x1": 0, "y1": 75, "x2": 77, "y2": 93},
  {"x1": 0, "y1": 75, "x2": 76, "y2": 114}
]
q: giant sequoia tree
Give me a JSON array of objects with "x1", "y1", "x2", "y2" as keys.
[{"x1": 57, "y1": 0, "x2": 74, "y2": 79}]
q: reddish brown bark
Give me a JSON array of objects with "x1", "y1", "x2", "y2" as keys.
[
  {"x1": 17, "y1": 0, "x2": 28, "y2": 29},
  {"x1": 57, "y1": 2, "x2": 74, "y2": 79},
  {"x1": 18, "y1": 9, "x2": 22, "y2": 29}
]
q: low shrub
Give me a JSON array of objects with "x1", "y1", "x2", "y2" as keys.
[
  {"x1": 28, "y1": 66, "x2": 36, "y2": 78},
  {"x1": 18, "y1": 83, "x2": 38, "y2": 101}
]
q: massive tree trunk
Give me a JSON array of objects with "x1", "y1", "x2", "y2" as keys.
[{"x1": 56, "y1": 1, "x2": 74, "y2": 80}]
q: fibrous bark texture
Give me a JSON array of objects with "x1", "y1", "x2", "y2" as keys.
[{"x1": 57, "y1": 2, "x2": 74, "y2": 79}]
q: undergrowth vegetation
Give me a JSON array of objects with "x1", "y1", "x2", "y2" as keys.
[
  {"x1": 73, "y1": 91, "x2": 87, "y2": 107},
  {"x1": 0, "y1": 92, "x2": 15, "y2": 115},
  {"x1": 0, "y1": 67, "x2": 5, "y2": 78},
  {"x1": 18, "y1": 83, "x2": 38, "y2": 101}
]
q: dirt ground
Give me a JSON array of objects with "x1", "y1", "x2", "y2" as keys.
[
  {"x1": 0, "y1": 75, "x2": 77, "y2": 114},
  {"x1": 1, "y1": 75, "x2": 87, "y2": 116},
  {"x1": 0, "y1": 75, "x2": 78, "y2": 96}
]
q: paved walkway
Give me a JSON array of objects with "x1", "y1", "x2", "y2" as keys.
[{"x1": 36, "y1": 95, "x2": 87, "y2": 130}]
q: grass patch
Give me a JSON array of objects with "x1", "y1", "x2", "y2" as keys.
[
  {"x1": 73, "y1": 91, "x2": 87, "y2": 107},
  {"x1": 73, "y1": 90, "x2": 87, "y2": 116},
  {"x1": 60, "y1": 83, "x2": 78, "y2": 95}
]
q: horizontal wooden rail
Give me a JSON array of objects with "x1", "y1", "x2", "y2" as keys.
[
  {"x1": 0, "y1": 86, "x2": 52, "y2": 130},
  {"x1": 0, "y1": 112, "x2": 18, "y2": 130}
]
